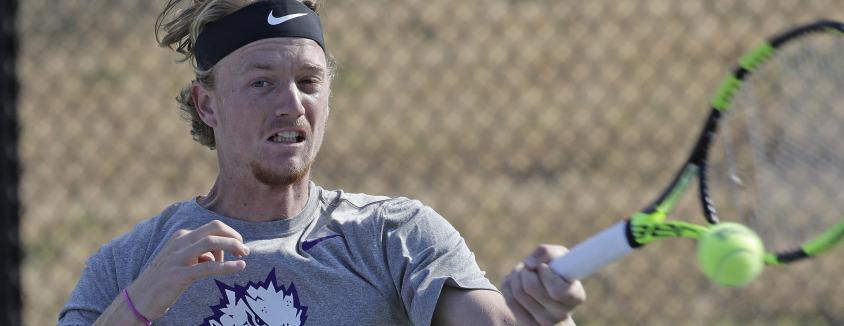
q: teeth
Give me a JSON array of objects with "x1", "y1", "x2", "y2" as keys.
[{"x1": 271, "y1": 131, "x2": 300, "y2": 143}]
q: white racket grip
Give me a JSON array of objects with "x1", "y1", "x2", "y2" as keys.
[{"x1": 549, "y1": 221, "x2": 635, "y2": 281}]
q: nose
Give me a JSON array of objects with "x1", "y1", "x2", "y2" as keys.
[{"x1": 274, "y1": 81, "x2": 306, "y2": 117}]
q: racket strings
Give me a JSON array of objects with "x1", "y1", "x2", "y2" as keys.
[{"x1": 712, "y1": 31, "x2": 844, "y2": 252}]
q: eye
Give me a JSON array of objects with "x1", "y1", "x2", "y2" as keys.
[
  {"x1": 297, "y1": 77, "x2": 322, "y2": 92},
  {"x1": 251, "y1": 80, "x2": 272, "y2": 88},
  {"x1": 298, "y1": 77, "x2": 319, "y2": 86}
]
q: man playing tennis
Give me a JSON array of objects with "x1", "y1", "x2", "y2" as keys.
[{"x1": 59, "y1": 1, "x2": 584, "y2": 325}]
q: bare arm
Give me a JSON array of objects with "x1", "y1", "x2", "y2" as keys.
[
  {"x1": 431, "y1": 286, "x2": 516, "y2": 326},
  {"x1": 93, "y1": 290, "x2": 150, "y2": 326}
]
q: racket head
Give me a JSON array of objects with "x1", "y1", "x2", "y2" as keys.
[{"x1": 701, "y1": 20, "x2": 844, "y2": 264}]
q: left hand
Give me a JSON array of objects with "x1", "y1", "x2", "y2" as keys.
[{"x1": 502, "y1": 244, "x2": 586, "y2": 326}]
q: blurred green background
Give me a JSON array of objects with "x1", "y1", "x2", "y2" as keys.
[{"x1": 17, "y1": 0, "x2": 844, "y2": 325}]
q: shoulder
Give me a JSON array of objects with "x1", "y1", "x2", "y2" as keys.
[
  {"x1": 313, "y1": 186, "x2": 456, "y2": 245},
  {"x1": 74, "y1": 200, "x2": 200, "y2": 294},
  {"x1": 109, "y1": 200, "x2": 193, "y2": 246},
  {"x1": 316, "y1": 186, "x2": 393, "y2": 209},
  {"x1": 92, "y1": 200, "x2": 200, "y2": 268},
  {"x1": 315, "y1": 186, "x2": 436, "y2": 226}
]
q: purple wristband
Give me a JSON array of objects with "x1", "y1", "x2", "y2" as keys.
[{"x1": 122, "y1": 288, "x2": 153, "y2": 326}]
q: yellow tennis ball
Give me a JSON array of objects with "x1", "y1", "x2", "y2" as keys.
[{"x1": 697, "y1": 222, "x2": 765, "y2": 287}]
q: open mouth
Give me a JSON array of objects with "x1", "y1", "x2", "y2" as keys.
[{"x1": 267, "y1": 131, "x2": 305, "y2": 144}]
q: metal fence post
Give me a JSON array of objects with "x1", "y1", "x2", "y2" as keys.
[{"x1": 0, "y1": 0, "x2": 22, "y2": 325}]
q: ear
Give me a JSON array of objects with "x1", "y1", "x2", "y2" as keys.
[{"x1": 192, "y1": 81, "x2": 218, "y2": 128}]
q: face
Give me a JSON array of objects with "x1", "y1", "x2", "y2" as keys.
[{"x1": 194, "y1": 38, "x2": 330, "y2": 187}]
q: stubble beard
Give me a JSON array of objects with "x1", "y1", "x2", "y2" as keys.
[{"x1": 249, "y1": 155, "x2": 313, "y2": 187}]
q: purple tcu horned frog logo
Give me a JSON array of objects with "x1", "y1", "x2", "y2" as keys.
[{"x1": 203, "y1": 268, "x2": 308, "y2": 326}]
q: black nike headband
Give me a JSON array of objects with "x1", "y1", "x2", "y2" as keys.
[{"x1": 194, "y1": 0, "x2": 326, "y2": 71}]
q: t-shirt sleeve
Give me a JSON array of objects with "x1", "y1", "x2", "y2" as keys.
[
  {"x1": 57, "y1": 241, "x2": 122, "y2": 325},
  {"x1": 57, "y1": 216, "x2": 160, "y2": 325},
  {"x1": 380, "y1": 198, "x2": 497, "y2": 326}
]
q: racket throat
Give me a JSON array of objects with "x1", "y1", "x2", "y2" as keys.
[{"x1": 628, "y1": 213, "x2": 709, "y2": 247}]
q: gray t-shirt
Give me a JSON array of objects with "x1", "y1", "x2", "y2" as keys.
[{"x1": 59, "y1": 184, "x2": 496, "y2": 325}]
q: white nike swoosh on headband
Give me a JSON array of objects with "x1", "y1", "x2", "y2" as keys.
[{"x1": 267, "y1": 11, "x2": 308, "y2": 26}]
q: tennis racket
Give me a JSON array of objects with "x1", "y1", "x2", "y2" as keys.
[{"x1": 550, "y1": 20, "x2": 844, "y2": 281}]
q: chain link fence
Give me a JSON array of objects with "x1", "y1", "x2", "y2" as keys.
[{"x1": 16, "y1": 0, "x2": 844, "y2": 325}]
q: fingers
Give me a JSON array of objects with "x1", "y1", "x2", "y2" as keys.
[
  {"x1": 198, "y1": 252, "x2": 216, "y2": 263},
  {"x1": 504, "y1": 263, "x2": 563, "y2": 326},
  {"x1": 502, "y1": 270, "x2": 539, "y2": 326},
  {"x1": 177, "y1": 235, "x2": 250, "y2": 264},
  {"x1": 164, "y1": 220, "x2": 248, "y2": 265},
  {"x1": 128, "y1": 220, "x2": 249, "y2": 320},
  {"x1": 175, "y1": 222, "x2": 250, "y2": 283},
  {"x1": 187, "y1": 260, "x2": 247, "y2": 280},
  {"x1": 537, "y1": 264, "x2": 585, "y2": 309},
  {"x1": 160, "y1": 220, "x2": 250, "y2": 283},
  {"x1": 184, "y1": 220, "x2": 245, "y2": 244},
  {"x1": 518, "y1": 263, "x2": 571, "y2": 324},
  {"x1": 505, "y1": 245, "x2": 586, "y2": 326},
  {"x1": 525, "y1": 244, "x2": 569, "y2": 269}
]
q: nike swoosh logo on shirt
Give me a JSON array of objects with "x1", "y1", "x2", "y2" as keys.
[
  {"x1": 301, "y1": 234, "x2": 344, "y2": 251},
  {"x1": 267, "y1": 11, "x2": 308, "y2": 26}
]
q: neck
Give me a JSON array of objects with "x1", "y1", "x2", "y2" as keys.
[{"x1": 198, "y1": 172, "x2": 311, "y2": 222}]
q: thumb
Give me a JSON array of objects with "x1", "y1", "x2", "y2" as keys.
[{"x1": 528, "y1": 244, "x2": 570, "y2": 266}]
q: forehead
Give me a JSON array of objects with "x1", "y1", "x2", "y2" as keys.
[{"x1": 217, "y1": 37, "x2": 326, "y2": 72}]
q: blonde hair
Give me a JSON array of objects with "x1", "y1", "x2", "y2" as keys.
[{"x1": 155, "y1": 0, "x2": 331, "y2": 149}]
